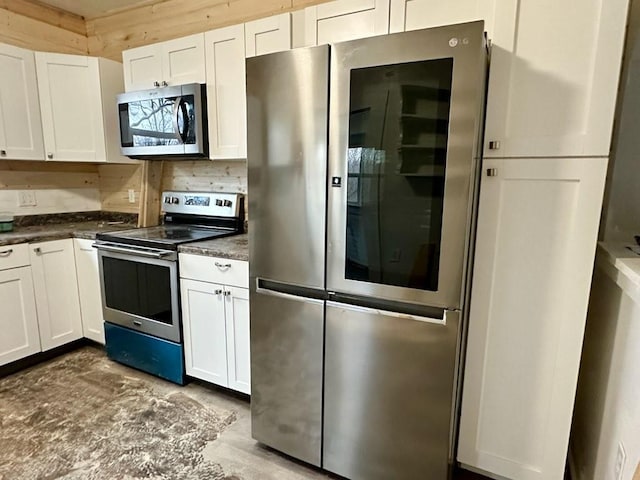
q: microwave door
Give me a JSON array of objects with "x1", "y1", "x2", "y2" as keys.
[
  {"x1": 119, "y1": 93, "x2": 186, "y2": 156},
  {"x1": 326, "y1": 22, "x2": 487, "y2": 310}
]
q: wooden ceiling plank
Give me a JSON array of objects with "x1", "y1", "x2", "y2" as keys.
[
  {"x1": 0, "y1": 7, "x2": 88, "y2": 53},
  {"x1": 0, "y1": 0, "x2": 86, "y2": 35}
]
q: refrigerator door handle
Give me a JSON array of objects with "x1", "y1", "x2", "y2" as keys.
[
  {"x1": 326, "y1": 300, "x2": 450, "y2": 326},
  {"x1": 256, "y1": 278, "x2": 325, "y2": 305}
]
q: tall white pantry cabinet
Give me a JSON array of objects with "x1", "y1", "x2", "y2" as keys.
[{"x1": 450, "y1": 0, "x2": 629, "y2": 479}]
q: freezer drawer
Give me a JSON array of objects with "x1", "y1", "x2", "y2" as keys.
[
  {"x1": 250, "y1": 288, "x2": 324, "y2": 466},
  {"x1": 323, "y1": 301, "x2": 461, "y2": 479}
]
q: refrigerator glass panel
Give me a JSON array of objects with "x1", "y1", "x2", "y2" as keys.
[{"x1": 345, "y1": 58, "x2": 453, "y2": 292}]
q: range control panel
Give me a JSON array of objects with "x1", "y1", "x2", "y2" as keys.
[{"x1": 161, "y1": 191, "x2": 242, "y2": 217}]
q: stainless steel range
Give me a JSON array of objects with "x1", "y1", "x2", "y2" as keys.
[{"x1": 94, "y1": 191, "x2": 244, "y2": 384}]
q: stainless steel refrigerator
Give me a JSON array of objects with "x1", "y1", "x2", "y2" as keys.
[{"x1": 247, "y1": 21, "x2": 487, "y2": 479}]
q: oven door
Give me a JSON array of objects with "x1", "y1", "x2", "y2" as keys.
[{"x1": 95, "y1": 242, "x2": 181, "y2": 343}]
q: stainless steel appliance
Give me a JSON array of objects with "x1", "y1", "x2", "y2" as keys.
[
  {"x1": 94, "y1": 191, "x2": 244, "y2": 384},
  {"x1": 247, "y1": 22, "x2": 487, "y2": 479},
  {"x1": 117, "y1": 84, "x2": 207, "y2": 158}
]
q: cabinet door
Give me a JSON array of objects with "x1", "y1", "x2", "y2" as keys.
[
  {"x1": 205, "y1": 24, "x2": 247, "y2": 159},
  {"x1": 122, "y1": 43, "x2": 162, "y2": 92},
  {"x1": 224, "y1": 286, "x2": 250, "y2": 394},
  {"x1": 483, "y1": 0, "x2": 628, "y2": 158},
  {"x1": 35, "y1": 53, "x2": 106, "y2": 162},
  {"x1": 0, "y1": 43, "x2": 44, "y2": 160},
  {"x1": 0, "y1": 266, "x2": 40, "y2": 366},
  {"x1": 73, "y1": 239, "x2": 104, "y2": 344},
  {"x1": 160, "y1": 33, "x2": 206, "y2": 86},
  {"x1": 30, "y1": 239, "x2": 83, "y2": 351},
  {"x1": 389, "y1": 0, "x2": 496, "y2": 36},
  {"x1": 245, "y1": 13, "x2": 292, "y2": 57},
  {"x1": 458, "y1": 157, "x2": 608, "y2": 480},
  {"x1": 304, "y1": 0, "x2": 390, "y2": 45},
  {"x1": 181, "y1": 278, "x2": 229, "y2": 387}
]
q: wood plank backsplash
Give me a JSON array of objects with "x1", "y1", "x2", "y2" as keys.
[
  {"x1": 0, "y1": 160, "x2": 101, "y2": 214},
  {"x1": 98, "y1": 163, "x2": 143, "y2": 214},
  {"x1": 161, "y1": 159, "x2": 248, "y2": 218},
  {"x1": 161, "y1": 160, "x2": 247, "y2": 194}
]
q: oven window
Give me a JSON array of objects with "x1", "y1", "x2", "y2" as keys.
[{"x1": 102, "y1": 257, "x2": 173, "y2": 324}]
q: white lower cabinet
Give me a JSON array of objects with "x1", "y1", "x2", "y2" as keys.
[
  {"x1": 180, "y1": 254, "x2": 250, "y2": 394},
  {"x1": 0, "y1": 259, "x2": 40, "y2": 366},
  {"x1": 458, "y1": 157, "x2": 608, "y2": 480},
  {"x1": 73, "y1": 239, "x2": 105, "y2": 344},
  {"x1": 224, "y1": 286, "x2": 250, "y2": 393},
  {"x1": 30, "y1": 238, "x2": 83, "y2": 351}
]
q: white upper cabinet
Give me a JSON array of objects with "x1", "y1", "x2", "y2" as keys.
[
  {"x1": 205, "y1": 24, "x2": 247, "y2": 160},
  {"x1": 35, "y1": 53, "x2": 128, "y2": 163},
  {"x1": 458, "y1": 157, "x2": 608, "y2": 480},
  {"x1": 122, "y1": 33, "x2": 205, "y2": 92},
  {"x1": 245, "y1": 13, "x2": 292, "y2": 58},
  {"x1": 0, "y1": 43, "x2": 44, "y2": 161},
  {"x1": 304, "y1": 0, "x2": 390, "y2": 46},
  {"x1": 389, "y1": 0, "x2": 496, "y2": 37},
  {"x1": 484, "y1": 0, "x2": 629, "y2": 158}
]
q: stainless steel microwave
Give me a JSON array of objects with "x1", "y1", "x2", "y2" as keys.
[{"x1": 117, "y1": 83, "x2": 208, "y2": 158}]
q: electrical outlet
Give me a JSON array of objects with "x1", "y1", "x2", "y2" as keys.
[
  {"x1": 615, "y1": 442, "x2": 626, "y2": 480},
  {"x1": 17, "y1": 190, "x2": 37, "y2": 207},
  {"x1": 128, "y1": 189, "x2": 136, "y2": 203}
]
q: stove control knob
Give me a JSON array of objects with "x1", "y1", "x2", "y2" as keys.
[
  {"x1": 215, "y1": 199, "x2": 223, "y2": 206},
  {"x1": 223, "y1": 200, "x2": 232, "y2": 207},
  {"x1": 171, "y1": 197, "x2": 179, "y2": 205}
]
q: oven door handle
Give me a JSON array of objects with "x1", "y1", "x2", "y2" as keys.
[{"x1": 93, "y1": 243, "x2": 175, "y2": 260}]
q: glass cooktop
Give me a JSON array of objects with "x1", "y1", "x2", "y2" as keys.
[{"x1": 96, "y1": 224, "x2": 234, "y2": 250}]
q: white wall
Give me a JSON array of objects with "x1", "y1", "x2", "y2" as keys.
[
  {"x1": 603, "y1": 0, "x2": 640, "y2": 241},
  {"x1": 570, "y1": 263, "x2": 640, "y2": 480}
]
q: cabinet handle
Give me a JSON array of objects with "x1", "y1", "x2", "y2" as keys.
[
  {"x1": 33, "y1": 247, "x2": 41, "y2": 254},
  {"x1": 215, "y1": 289, "x2": 223, "y2": 295},
  {"x1": 224, "y1": 291, "x2": 231, "y2": 297},
  {"x1": 162, "y1": 80, "x2": 168, "y2": 87},
  {"x1": 215, "y1": 262, "x2": 232, "y2": 269},
  {"x1": 486, "y1": 168, "x2": 498, "y2": 177},
  {"x1": 47, "y1": 153, "x2": 53, "y2": 159},
  {"x1": 0, "y1": 249, "x2": 13, "y2": 257},
  {"x1": 488, "y1": 140, "x2": 501, "y2": 150},
  {"x1": 154, "y1": 81, "x2": 160, "y2": 87},
  {"x1": 0, "y1": 149, "x2": 6, "y2": 156}
]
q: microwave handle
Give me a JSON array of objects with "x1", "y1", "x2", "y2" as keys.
[
  {"x1": 172, "y1": 96, "x2": 184, "y2": 144},
  {"x1": 172, "y1": 97, "x2": 189, "y2": 144}
]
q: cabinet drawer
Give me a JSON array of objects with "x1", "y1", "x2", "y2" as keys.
[
  {"x1": 0, "y1": 244, "x2": 30, "y2": 271},
  {"x1": 179, "y1": 254, "x2": 248, "y2": 288}
]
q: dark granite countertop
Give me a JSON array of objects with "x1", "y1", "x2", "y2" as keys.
[
  {"x1": 0, "y1": 211, "x2": 139, "y2": 246},
  {"x1": 0, "y1": 221, "x2": 137, "y2": 246},
  {"x1": 178, "y1": 234, "x2": 248, "y2": 261}
]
